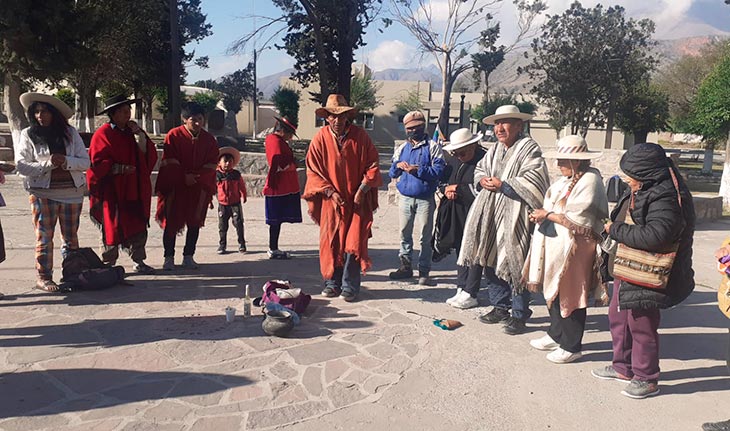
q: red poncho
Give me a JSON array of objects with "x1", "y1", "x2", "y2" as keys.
[
  {"x1": 263, "y1": 133, "x2": 300, "y2": 196},
  {"x1": 155, "y1": 125, "x2": 219, "y2": 233},
  {"x1": 302, "y1": 125, "x2": 382, "y2": 279},
  {"x1": 87, "y1": 123, "x2": 158, "y2": 246}
]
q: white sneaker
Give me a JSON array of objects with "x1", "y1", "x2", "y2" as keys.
[
  {"x1": 450, "y1": 290, "x2": 478, "y2": 309},
  {"x1": 163, "y1": 257, "x2": 174, "y2": 271},
  {"x1": 445, "y1": 288, "x2": 463, "y2": 305},
  {"x1": 546, "y1": 347, "x2": 582, "y2": 364},
  {"x1": 182, "y1": 255, "x2": 199, "y2": 269},
  {"x1": 530, "y1": 334, "x2": 559, "y2": 351}
]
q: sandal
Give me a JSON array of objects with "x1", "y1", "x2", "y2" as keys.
[{"x1": 35, "y1": 279, "x2": 61, "y2": 292}]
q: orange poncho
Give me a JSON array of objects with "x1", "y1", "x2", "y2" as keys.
[{"x1": 303, "y1": 125, "x2": 382, "y2": 279}]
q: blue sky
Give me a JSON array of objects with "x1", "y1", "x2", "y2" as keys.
[{"x1": 185, "y1": 0, "x2": 730, "y2": 84}]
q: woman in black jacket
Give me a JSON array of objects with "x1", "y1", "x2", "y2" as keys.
[{"x1": 592, "y1": 143, "x2": 695, "y2": 399}]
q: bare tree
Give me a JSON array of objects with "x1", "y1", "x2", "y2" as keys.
[{"x1": 390, "y1": 0, "x2": 544, "y2": 136}]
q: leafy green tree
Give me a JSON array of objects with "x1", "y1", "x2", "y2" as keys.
[
  {"x1": 189, "y1": 91, "x2": 221, "y2": 114},
  {"x1": 231, "y1": 0, "x2": 383, "y2": 104},
  {"x1": 655, "y1": 40, "x2": 729, "y2": 132},
  {"x1": 219, "y1": 64, "x2": 256, "y2": 114},
  {"x1": 0, "y1": 0, "x2": 95, "y2": 140},
  {"x1": 350, "y1": 68, "x2": 382, "y2": 112},
  {"x1": 688, "y1": 50, "x2": 730, "y2": 201},
  {"x1": 393, "y1": 87, "x2": 425, "y2": 117},
  {"x1": 471, "y1": 25, "x2": 505, "y2": 101},
  {"x1": 271, "y1": 86, "x2": 300, "y2": 123},
  {"x1": 470, "y1": 93, "x2": 535, "y2": 121},
  {"x1": 686, "y1": 53, "x2": 730, "y2": 174},
  {"x1": 54, "y1": 88, "x2": 76, "y2": 110},
  {"x1": 520, "y1": 2, "x2": 657, "y2": 143},
  {"x1": 615, "y1": 82, "x2": 669, "y2": 144}
]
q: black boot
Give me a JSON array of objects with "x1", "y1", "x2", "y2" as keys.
[{"x1": 389, "y1": 256, "x2": 413, "y2": 279}]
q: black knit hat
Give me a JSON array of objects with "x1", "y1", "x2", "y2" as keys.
[{"x1": 619, "y1": 143, "x2": 670, "y2": 183}]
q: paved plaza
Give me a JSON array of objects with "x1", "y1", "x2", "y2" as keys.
[{"x1": 0, "y1": 173, "x2": 728, "y2": 431}]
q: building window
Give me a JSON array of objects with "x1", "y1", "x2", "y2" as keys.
[{"x1": 354, "y1": 113, "x2": 374, "y2": 130}]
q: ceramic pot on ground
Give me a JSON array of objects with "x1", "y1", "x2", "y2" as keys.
[{"x1": 262, "y1": 309, "x2": 294, "y2": 337}]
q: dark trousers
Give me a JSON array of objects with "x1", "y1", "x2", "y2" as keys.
[
  {"x1": 218, "y1": 204, "x2": 245, "y2": 248},
  {"x1": 609, "y1": 281, "x2": 661, "y2": 381},
  {"x1": 163, "y1": 226, "x2": 200, "y2": 258},
  {"x1": 457, "y1": 264, "x2": 484, "y2": 297},
  {"x1": 547, "y1": 297, "x2": 587, "y2": 353},
  {"x1": 269, "y1": 223, "x2": 281, "y2": 251},
  {"x1": 102, "y1": 230, "x2": 148, "y2": 264},
  {"x1": 485, "y1": 266, "x2": 532, "y2": 320},
  {"x1": 325, "y1": 253, "x2": 361, "y2": 293}
]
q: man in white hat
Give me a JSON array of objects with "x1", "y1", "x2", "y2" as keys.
[
  {"x1": 459, "y1": 105, "x2": 550, "y2": 334},
  {"x1": 303, "y1": 94, "x2": 382, "y2": 302},
  {"x1": 388, "y1": 110, "x2": 446, "y2": 285},
  {"x1": 437, "y1": 128, "x2": 487, "y2": 309}
]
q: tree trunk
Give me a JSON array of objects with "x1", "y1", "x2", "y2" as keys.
[
  {"x1": 634, "y1": 130, "x2": 648, "y2": 144},
  {"x1": 438, "y1": 64, "x2": 452, "y2": 140},
  {"x1": 141, "y1": 93, "x2": 154, "y2": 133},
  {"x1": 604, "y1": 104, "x2": 615, "y2": 149},
  {"x1": 719, "y1": 132, "x2": 730, "y2": 208},
  {"x1": 702, "y1": 143, "x2": 714, "y2": 174},
  {"x1": 85, "y1": 90, "x2": 97, "y2": 132},
  {"x1": 3, "y1": 74, "x2": 28, "y2": 148},
  {"x1": 224, "y1": 109, "x2": 239, "y2": 135}
]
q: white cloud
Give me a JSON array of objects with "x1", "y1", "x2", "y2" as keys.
[{"x1": 364, "y1": 40, "x2": 419, "y2": 71}]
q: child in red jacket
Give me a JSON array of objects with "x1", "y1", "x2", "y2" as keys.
[{"x1": 215, "y1": 147, "x2": 247, "y2": 254}]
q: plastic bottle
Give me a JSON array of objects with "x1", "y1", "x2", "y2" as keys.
[{"x1": 243, "y1": 284, "x2": 252, "y2": 318}]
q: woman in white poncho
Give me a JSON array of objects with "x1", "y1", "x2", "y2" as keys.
[{"x1": 524, "y1": 135, "x2": 608, "y2": 364}]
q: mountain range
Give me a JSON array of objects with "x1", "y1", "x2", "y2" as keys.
[{"x1": 256, "y1": 35, "x2": 728, "y2": 100}]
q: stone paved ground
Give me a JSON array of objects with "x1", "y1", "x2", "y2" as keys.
[{"x1": 0, "y1": 174, "x2": 728, "y2": 431}]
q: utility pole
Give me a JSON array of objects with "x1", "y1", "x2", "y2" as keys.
[
  {"x1": 168, "y1": 0, "x2": 181, "y2": 132},
  {"x1": 253, "y1": 49, "x2": 258, "y2": 139}
]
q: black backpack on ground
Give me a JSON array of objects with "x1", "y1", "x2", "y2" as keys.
[{"x1": 60, "y1": 248, "x2": 127, "y2": 291}]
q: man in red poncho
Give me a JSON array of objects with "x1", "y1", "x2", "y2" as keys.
[
  {"x1": 88, "y1": 95, "x2": 158, "y2": 274},
  {"x1": 155, "y1": 102, "x2": 219, "y2": 270},
  {"x1": 303, "y1": 94, "x2": 382, "y2": 302}
]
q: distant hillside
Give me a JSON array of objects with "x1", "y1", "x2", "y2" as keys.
[{"x1": 256, "y1": 35, "x2": 728, "y2": 99}]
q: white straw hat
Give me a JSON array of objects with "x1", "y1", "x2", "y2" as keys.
[
  {"x1": 443, "y1": 128, "x2": 483, "y2": 152},
  {"x1": 20, "y1": 92, "x2": 74, "y2": 119},
  {"x1": 482, "y1": 104, "x2": 534, "y2": 125},
  {"x1": 543, "y1": 135, "x2": 602, "y2": 160}
]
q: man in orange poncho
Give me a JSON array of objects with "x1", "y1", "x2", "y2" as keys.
[
  {"x1": 303, "y1": 94, "x2": 382, "y2": 302},
  {"x1": 155, "y1": 102, "x2": 219, "y2": 271}
]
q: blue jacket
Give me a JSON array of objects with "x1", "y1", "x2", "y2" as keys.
[{"x1": 389, "y1": 137, "x2": 446, "y2": 199}]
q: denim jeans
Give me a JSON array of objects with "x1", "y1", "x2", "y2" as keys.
[
  {"x1": 398, "y1": 195, "x2": 435, "y2": 273},
  {"x1": 485, "y1": 266, "x2": 532, "y2": 320},
  {"x1": 325, "y1": 253, "x2": 361, "y2": 293}
]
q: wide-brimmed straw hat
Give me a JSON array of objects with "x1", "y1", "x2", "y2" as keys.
[
  {"x1": 315, "y1": 94, "x2": 358, "y2": 119},
  {"x1": 543, "y1": 135, "x2": 602, "y2": 160},
  {"x1": 97, "y1": 94, "x2": 141, "y2": 116},
  {"x1": 443, "y1": 128, "x2": 483, "y2": 152},
  {"x1": 218, "y1": 146, "x2": 241, "y2": 166},
  {"x1": 20, "y1": 92, "x2": 74, "y2": 119},
  {"x1": 274, "y1": 116, "x2": 299, "y2": 137},
  {"x1": 482, "y1": 104, "x2": 534, "y2": 125}
]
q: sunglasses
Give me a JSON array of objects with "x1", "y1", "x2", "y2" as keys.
[{"x1": 452, "y1": 149, "x2": 469, "y2": 157}]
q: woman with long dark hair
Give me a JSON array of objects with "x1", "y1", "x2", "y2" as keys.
[{"x1": 15, "y1": 93, "x2": 89, "y2": 292}]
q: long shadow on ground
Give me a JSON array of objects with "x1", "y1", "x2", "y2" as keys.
[{"x1": 0, "y1": 369, "x2": 250, "y2": 418}]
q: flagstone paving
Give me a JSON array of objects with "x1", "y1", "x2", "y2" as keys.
[{"x1": 0, "y1": 174, "x2": 728, "y2": 431}]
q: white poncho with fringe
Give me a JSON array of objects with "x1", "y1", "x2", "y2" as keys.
[{"x1": 524, "y1": 168, "x2": 609, "y2": 317}]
